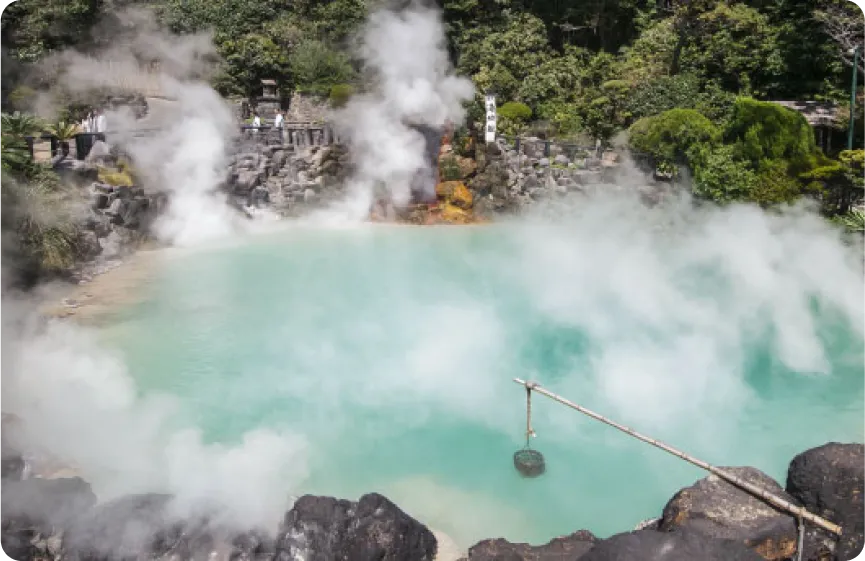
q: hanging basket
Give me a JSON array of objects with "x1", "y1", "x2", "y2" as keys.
[{"x1": 513, "y1": 448, "x2": 546, "y2": 478}]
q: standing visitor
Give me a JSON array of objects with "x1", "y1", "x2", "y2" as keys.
[
  {"x1": 95, "y1": 108, "x2": 107, "y2": 136},
  {"x1": 251, "y1": 112, "x2": 261, "y2": 137},
  {"x1": 273, "y1": 109, "x2": 284, "y2": 142}
]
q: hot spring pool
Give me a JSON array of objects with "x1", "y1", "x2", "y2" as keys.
[{"x1": 96, "y1": 221, "x2": 864, "y2": 547}]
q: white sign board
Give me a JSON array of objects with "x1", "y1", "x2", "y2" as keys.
[{"x1": 484, "y1": 94, "x2": 497, "y2": 143}]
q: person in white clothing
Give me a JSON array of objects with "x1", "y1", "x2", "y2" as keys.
[
  {"x1": 251, "y1": 112, "x2": 261, "y2": 136},
  {"x1": 95, "y1": 109, "x2": 107, "y2": 134},
  {"x1": 273, "y1": 109, "x2": 284, "y2": 142}
]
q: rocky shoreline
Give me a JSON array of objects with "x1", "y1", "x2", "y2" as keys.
[{"x1": 1, "y1": 441, "x2": 861, "y2": 561}]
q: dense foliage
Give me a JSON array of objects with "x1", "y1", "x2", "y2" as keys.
[
  {"x1": 1, "y1": 112, "x2": 86, "y2": 282},
  {"x1": 1, "y1": 0, "x2": 863, "y2": 216}
]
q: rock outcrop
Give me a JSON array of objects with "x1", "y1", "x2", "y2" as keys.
[
  {"x1": 0, "y1": 476, "x2": 438, "y2": 561},
  {"x1": 658, "y1": 467, "x2": 799, "y2": 560},
  {"x1": 460, "y1": 530, "x2": 596, "y2": 560},
  {"x1": 786, "y1": 443, "x2": 864, "y2": 561},
  {"x1": 1, "y1": 477, "x2": 97, "y2": 561},
  {"x1": 1, "y1": 446, "x2": 25, "y2": 481},
  {"x1": 581, "y1": 528, "x2": 765, "y2": 561},
  {"x1": 81, "y1": 182, "x2": 166, "y2": 263},
  {"x1": 276, "y1": 493, "x2": 438, "y2": 561},
  {"x1": 225, "y1": 143, "x2": 350, "y2": 217}
]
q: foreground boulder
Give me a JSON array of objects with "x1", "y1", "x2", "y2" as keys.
[
  {"x1": 63, "y1": 493, "x2": 278, "y2": 561},
  {"x1": 786, "y1": 443, "x2": 864, "y2": 561},
  {"x1": 1, "y1": 446, "x2": 25, "y2": 480},
  {"x1": 1, "y1": 477, "x2": 97, "y2": 561},
  {"x1": 659, "y1": 467, "x2": 798, "y2": 560},
  {"x1": 581, "y1": 528, "x2": 765, "y2": 561},
  {"x1": 461, "y1": 530, "x2": 596, "y2": 560},
  {"x1": 275, "y1": 493, "x2": 437, "y2": 561}
]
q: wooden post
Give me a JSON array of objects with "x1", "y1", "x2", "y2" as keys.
[{"x1": 512, "y1": 378, "x2": 843, "y2": 536}]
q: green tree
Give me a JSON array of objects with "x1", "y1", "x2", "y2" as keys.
[
  {"x1": 679, "y1": 3, "x2": 784, "y2": 95},
  {"x1": 628, "y1": 108, "x2": 719, "y2": 168},
  {"x1": 289, "y1": 40, "x2": 355, "y2": 95},
  {"x1": 1, "y1": 0, "x2": 104, "y2": 61},
  {"x1": 458, "y1": 14, "x2": 551, "y2": 102},
  {"x1": 626, "y1": 73, "x2": 702, "y2": 121},
  {"x1": 802, "y1": 149, "x2": 865, "y2": 215},
  {"x1": 157, "y1": 0, "x2": 284, "y2": 37},
  {"x1": 693, "y1": 145, "x2": 758, "y2": 204},
  {"x1": 580, "y1": 79, "x2": 631, "y2": 146},
  {"x1": 497, "y1": 101, "x2": 532, "y2": 136},
  {"x1": 212, "y1": 34, "x2": 290, "y2": 98},
  {"x1": 724, "y1": 97, "x2": 820, "y2": 174}
]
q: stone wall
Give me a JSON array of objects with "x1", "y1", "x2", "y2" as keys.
[
  {"x1": 285, "y1": 92, "x2": 330, "y2": 123},
  {"x1": 465, "y1": 137, "x2": 670, "y2": 217},
  {"x1": 225, "y1": 141, "x2": 351, "y2": 217}
]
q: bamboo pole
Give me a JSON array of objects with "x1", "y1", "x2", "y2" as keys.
[{"x1": 512, "y1": 378, "x2": 843, "y2": 536}]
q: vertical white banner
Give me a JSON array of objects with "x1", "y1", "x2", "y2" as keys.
[{"x1": 484, "y1": 94, "x2": 497, "y2": 143}]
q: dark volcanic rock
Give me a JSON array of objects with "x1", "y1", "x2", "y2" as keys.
[
  {"x1": 276, "y1": 492, "x2": 437, "y2": 561},
  {"x1": 2, "y1": 477, "x2": 97, "y2": 561},
  {"x1": 64, "y1": 493, "x2": 275, "y2": 561},
  {"x1": 64, "y1": 493, "x2": 179, "y2": 560},
  {"x1": 463, "y1": 530, "x2": 597, "y2": 560},
  {"x1": 659, "y1": 467, "x2": 798, "y2": 560},
  {"x1": 2, "y1": 477, "x2": 96, "y2": 529},
  {"x1": 0, "y1": 425, "x2": 24, "y2": 482},
  {"x1": 786, "y1": 442, "x2": 864, "y2": 561},
  {"x1": 1, "y1": 446, "x2": 25, "y2": 480},
  {"x1": 581, "y1": 528, "x2": 765, "y2": 561}
]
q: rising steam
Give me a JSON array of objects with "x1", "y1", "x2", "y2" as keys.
[
  {"x1": 39, "y1": 8, "x2": 249, "y2": 247},
  {"x1": 324, "y1": 1, "x2": 475, "y2": 220},
  {"x1": 3, "y1": 0, "x2": 863, "y2": 554}
]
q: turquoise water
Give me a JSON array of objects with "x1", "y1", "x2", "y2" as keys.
[{"x1": 98, "y1": 223, "x2": 864, "y2": 547}]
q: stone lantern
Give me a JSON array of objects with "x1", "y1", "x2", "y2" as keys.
[{"x1": 256, "y1": 79, "x2": 281, "y2": 121}]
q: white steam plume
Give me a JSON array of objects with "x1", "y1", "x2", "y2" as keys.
[
  {"x1": 42, "y1": 8, "x2": 249, "y2": 247},
  {"x1": 324, "y1": 1, "x2": 475, "y2": 221},
  {"x1": 1, "y1": 301, "x2": 309, "y2": 531}
]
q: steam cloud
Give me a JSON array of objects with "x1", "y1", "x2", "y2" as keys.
[
  {"x1": 39, "y1": 8, "x2": 250, "y2": 247},
  {"x1": 3, "y1": 0, "x2": 863, "y2": 553},
  {"x1": 323, "y1": 0, "x2": 475, "y2": 220},
  {"x1": 2, "y1": 7, "x2": 304, "y2": 536}
]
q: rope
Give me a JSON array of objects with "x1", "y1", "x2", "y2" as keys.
[
  {"x1": 796, "y1": 516, "x2": 805, "y2": 561},
  {"x1": 511, "y1": 378, "x2": 843, "y2": 536},
  {"x1": 525, "y1": 382, "x2": 537, "y2": 447}
]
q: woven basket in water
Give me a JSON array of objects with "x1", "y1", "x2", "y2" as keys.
[{"x1": 513, "y1": 448, "x2": 546, "y2": 477}]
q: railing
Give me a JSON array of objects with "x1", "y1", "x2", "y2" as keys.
[
  {"x1": 495, "y1": 133, "x2": 599, "y2": 160},
  {"x1": 25, "y1": 122, "x2": 345, "y2": 162},
  {"x1": 238, "y1": 123, "x2": 341, "y2": 148}
]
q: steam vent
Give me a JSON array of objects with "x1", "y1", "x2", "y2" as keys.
[{"x1": 371, "y1": 123, "x2": 483, "y2": 225}]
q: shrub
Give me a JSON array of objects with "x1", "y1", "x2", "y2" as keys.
[
  {"x1": 752, "y1": 160, "x2": 805, "y2": 206},
  {"x1": 626, "y1": 74, "x2": 702, "y2": 122},
  {"x1": 693, "y1": 145, "x2": 758, "y2": 204},
  {"x1": 439, "y1": 155, "x2": 462, "y2": 181},
  {"x1": 497, "y1": 101, "x2": 533, "y2": 136},
  {"x1": 328, "y1": 84, "x2": 353, "y2": 108},
  {"x1": 725, "y1": 97, "x2": 818, "y2": 173},
  {"x1": 628, "y1": 108, "x2": 720, "y2": 169},
  {"x1": 498, "y1": 101, "x2": 532, "y2": 121},
  {"x1": 536, "y1": 100, "x2": 582, "y2": 138},
  {"x1": 289, "y1": 40, "x2": 354, "y2": 93}
]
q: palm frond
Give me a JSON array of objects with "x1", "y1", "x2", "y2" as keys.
[
  {"x1": 45, "y1": 120, "x2": 82, "y2": 141},
  {"x1": 832, "y1": 208, "x2": 865, "y2": 233},
  {"x1": 2, "y1": 112, "x2": 45, "y2": 138},
  {"x1": 1, "y1": 133, "x2": 32, "y2": 174}
]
